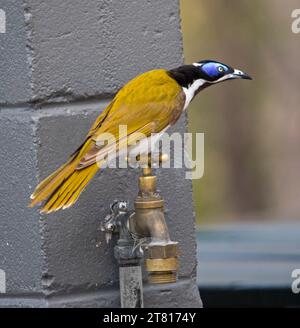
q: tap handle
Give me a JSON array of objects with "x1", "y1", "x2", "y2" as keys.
[{"x1": 100, "y1": 200, "x2": 130, "y2": 244}]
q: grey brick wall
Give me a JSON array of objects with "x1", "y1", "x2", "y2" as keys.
[{"x1": 0, "y1": 0, "x2": 202, "y2": 307}]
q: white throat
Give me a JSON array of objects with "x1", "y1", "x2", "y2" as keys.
[{"x1": 182, "y1": 79, "x2": 206, "y2": 110}]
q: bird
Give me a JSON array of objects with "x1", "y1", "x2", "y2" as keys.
[{"x1": 29, "y1": 60, "x2": 252, "y2": 213}]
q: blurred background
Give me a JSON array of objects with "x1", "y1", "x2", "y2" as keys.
[{"x1": 180, "y1": 0, "x2": 300, "y2": 307}]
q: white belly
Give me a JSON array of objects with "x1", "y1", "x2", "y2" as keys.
[{"x1": 128, "y1": 125, "x2": 170, "y2": 158}]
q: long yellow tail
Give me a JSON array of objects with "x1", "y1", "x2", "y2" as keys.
[
  {"x1": 29, "y1": 162, "x2": 98, "y2": 213},
  {"x1": 29, "y1": 101, "x2": 115, "y2": 214},
  {"x1": 29, "y1": 142, "x2": 99, "y2": 213}
]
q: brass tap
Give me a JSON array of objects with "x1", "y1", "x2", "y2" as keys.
[{"x1": 129, "y1": 154, "x2": 179, "y2": 284}]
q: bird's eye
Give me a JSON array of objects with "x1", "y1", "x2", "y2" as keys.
[{"x1": 217, "y1": 66, "x2": 225, "y2": 73}]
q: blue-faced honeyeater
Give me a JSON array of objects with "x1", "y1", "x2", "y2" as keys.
[{"x1": 29, "y1": 60, "x2": 252, "y2": 213}]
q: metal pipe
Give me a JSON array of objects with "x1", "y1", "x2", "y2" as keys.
[{"x1": 114, "y1": 212, "x2": 144, "y2": 308}]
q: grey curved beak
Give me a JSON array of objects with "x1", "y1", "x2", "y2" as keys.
[{"x1": 232, "y1": 69, "x2": 253, "y2": 80}]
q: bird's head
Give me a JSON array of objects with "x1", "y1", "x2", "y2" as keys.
[
  {"x1": 195, "y1": 60, "x2": 252, "y2": 83},
  {"x1": 168, "y1": 60, "x2": 252, "y2": 106}
]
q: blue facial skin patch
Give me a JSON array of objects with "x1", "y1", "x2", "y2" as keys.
[{"x1": 202, "y1": 62, "x2": 228, "y2": 78}]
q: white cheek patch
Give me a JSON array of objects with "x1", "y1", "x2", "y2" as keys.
[{"x1": 183, "y1": 79, "x2": 206, "y2": 110}]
